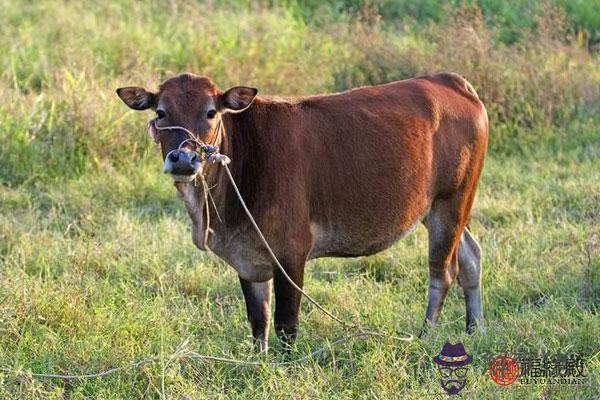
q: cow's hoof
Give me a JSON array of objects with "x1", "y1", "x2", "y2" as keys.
[
  {"x1": 418, "y1": 319, "x2": 435, "y2": 338},
  {"x1": 276, "y1": 330, "x2": 298, "y2": 354},
  {"x1": 253, "y1": 335, "x2": 269, "y2": 353},
  {"x1": 466, "y1": 318, "x2": 486, "y2": 335}
]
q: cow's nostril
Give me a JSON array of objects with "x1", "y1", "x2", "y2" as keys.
[
  {"x1": 169, "y1": 152, "x2": 179, "y2": 162},
  {"x1": 190, "y1": 154, "x2": 198, "y2": 163}
]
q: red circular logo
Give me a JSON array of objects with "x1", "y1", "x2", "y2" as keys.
[{"x1": 489, "y1": 356, "x2": 520, "y2": 386}]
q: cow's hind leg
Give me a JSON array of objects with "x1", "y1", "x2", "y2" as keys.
[
  {"x1": 239, "y1": 277, "x2": 272, "y2": 352},
  {"x1": 457, "y1": 228, "x2": 484, "y2": 333},
  {"x1": 422, "y1": 197, "x2": 466, "y2": 332}
]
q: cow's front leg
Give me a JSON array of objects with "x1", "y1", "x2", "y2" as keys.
[
  {"x1": 273, "y1": 261, "x2": 305, "y2": 350},
  {"x1": 239, "y1": 277, "x2": 272, "y2": 352}
]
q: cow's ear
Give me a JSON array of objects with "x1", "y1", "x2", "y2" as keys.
[
  {"x1": 220, "y1": 86, "x2": 258, "y2": 113},
  {"x1": 116, "y1": 87, "x2": 155, "y2": 110}
]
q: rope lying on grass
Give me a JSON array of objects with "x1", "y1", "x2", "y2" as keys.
[
  {"x1": 0, "y1": 333, "x2": 373, "y2": 380},
  {"x1": 2, "y1": 122, "x2": 413, "y2": 381}
]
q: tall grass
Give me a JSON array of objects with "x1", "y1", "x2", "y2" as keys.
[{"x1": 0, "y1": 0, "x2": 598, "y2": 183}]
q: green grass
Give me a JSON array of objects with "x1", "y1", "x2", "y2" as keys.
[{"x1": 1, "y1": 0, "x2": 599, "y2": 398}]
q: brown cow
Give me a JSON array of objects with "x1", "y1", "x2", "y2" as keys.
[{"x1": 117, "y1": 72, "x2": 488, "y2": 350}]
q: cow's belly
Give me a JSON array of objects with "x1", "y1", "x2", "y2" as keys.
[{"x1": 307, "y1": 209, "x2": 428, "y2": 259}]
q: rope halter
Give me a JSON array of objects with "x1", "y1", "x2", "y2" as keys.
[{"x1": 148, "y1": 118, "x2": 231, "y2": 166}]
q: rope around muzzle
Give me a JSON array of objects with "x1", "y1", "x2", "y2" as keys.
[{"x1": 2, "y1": 122, "x2": 413, "y2": 381}]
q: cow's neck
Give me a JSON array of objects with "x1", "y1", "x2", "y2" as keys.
[{"x1": 207, "y1": 106, "x2": 261, "y2": 224}]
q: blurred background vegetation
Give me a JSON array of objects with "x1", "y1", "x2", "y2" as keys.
[{"x1": 0, "y1": 0, "x2": 598, "y2": 185}]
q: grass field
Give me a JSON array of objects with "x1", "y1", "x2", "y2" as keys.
[{"x1": 1, "y1": 1, "x2": 599, "y2": 399}]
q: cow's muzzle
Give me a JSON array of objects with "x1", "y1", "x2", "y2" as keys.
[{"x1": 163, "y1": 149, "x2": 202, "y2": 182}]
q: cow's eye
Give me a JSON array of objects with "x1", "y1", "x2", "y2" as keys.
[
  {"x1": 156, "y1": 109, "x2": 166, "y2": 119},
  {"x1": 207, "y1": 109, "x2": 217, "y2": 119}
]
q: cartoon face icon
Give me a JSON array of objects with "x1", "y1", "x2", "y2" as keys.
[{"x1": 433, "y1": 342, "x2": 473, "y2": 395}]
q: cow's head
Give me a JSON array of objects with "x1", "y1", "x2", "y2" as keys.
[{"x1": 117, "y1": 73, "x2": 257, "y2": 182}]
